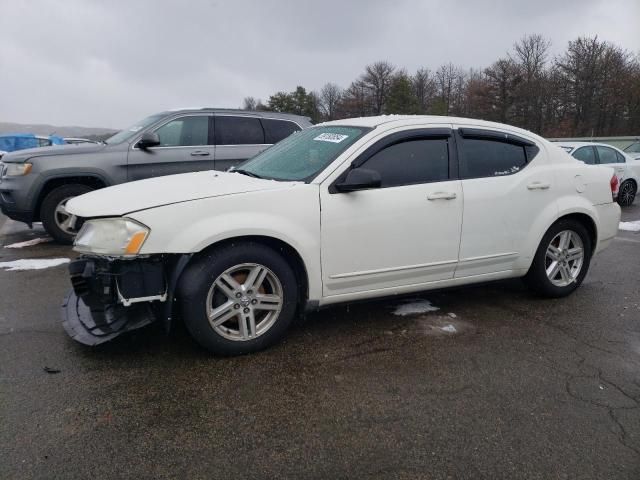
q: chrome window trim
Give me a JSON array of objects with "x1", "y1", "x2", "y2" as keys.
[{"x1": 130, "y1": 112, "x2": 303, "y2": 151}]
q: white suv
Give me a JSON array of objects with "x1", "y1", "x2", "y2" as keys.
[
  {"x1": 63, "y1": 116, "x2": 621, "y2": 355},
  {"x1": 557, "y1": 142, "x2": 639, "y2": 207}
]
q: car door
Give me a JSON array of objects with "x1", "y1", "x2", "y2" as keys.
[
  {"x1": 455, "y1": 127, "x2": 556, "y2": 278},
  {"x1": 320, "y1": 128, "x2": 463, "y2": 297},
  {"x1": 595, "y1": 145, "x2": 626, "y2": 179},
  {"x1": 126, "y1": 114, "x2": 215, "y2": 181},
  {"x1": 213, "y1": 115, "x2": 269, "y2": 171}
]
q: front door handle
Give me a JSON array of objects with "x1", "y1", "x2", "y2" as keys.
[
  {"x1": 190, "y1": 150, "x2": 210, "y2": 157},
  {"x1": 427, "y1": 192, "x2": 457, "y2": 200},
  {"x1": 527, "y1": 182, "x2": 550, "y2": 190}
]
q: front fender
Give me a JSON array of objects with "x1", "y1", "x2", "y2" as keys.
[{"x1": 129, "y1": 186, "x2": 323, "y2": 300}]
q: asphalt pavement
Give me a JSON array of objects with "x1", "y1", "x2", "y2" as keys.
[{"x1": 1, "y1": 207, "x2": 639, "y2": 479}]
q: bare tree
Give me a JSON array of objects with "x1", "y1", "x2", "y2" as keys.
[
  {"x1": 361, "y1": 61, "x2": 395, "y2": 115},
  {"x1": 242, "y1": 96, "x2": 258, "y2": 111},
  {"x1": 434, "y1": 63, "x2": 465, "y2": 115},
  {"x1": 511, "y1": 34, "x2": 551, "y2": 132},
  {"x1": 484, "y1": 58, "x2": 521, "y2": 123},
  {"x1": 412, "y1": 68, "x2": 436, "y2": 114},
  {"x1": 337, "y1": 80, "x2": 372, "y2": 118},
  {"x1": 319, "y1": 82, "x2": 343, "y2": 120}
]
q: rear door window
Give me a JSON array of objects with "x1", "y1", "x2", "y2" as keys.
[
  {"x1": 215, "y1": 116, "x2": 265, "y2": 145},
  {"x1": 572, "y1": 146, "x2": 596, "y2": 165},
  {"x1": 262, "y1": 119, "x2": 301, "y2": 144},
  {"x1": 459, "y1": 138, "x2": 528, "y2": 178},
  {"x1": 596, "y1": 146, "x2": 622, "y2": 164}
]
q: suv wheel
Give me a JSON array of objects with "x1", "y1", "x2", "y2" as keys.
[
  {"x1": 40, "y1": 184, "x2": 94, "y2": 244},
  {"x1": 524, "y1": 219, "x2": 592, "y2": 298},
  {"x1": 617, "y1": 180, "x2": 636, "y2": 207},
  {"x1": 178, "y1": 242, "x2": 299, "y2": 356}
]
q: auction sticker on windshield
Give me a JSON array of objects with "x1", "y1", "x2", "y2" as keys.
[{"x1": 314, "y1": 133, "x2": 349, "y2": 143}]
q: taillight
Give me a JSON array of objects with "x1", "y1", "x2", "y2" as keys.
[{"x1": 610, "y1": 174, "x2": 619, "y2": 200}]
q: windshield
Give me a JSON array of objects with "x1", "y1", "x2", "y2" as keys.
[
  {"x1": 237, "y1": 125, "x2": 370, "y2": 181},
  {"x1": 104, "y1": 113, "x2": 166, "y2": 145}
]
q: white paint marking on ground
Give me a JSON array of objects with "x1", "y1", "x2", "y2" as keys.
[
  {"x1": 615, "y1": 237, "x2": 640, "y2": 244},
  {"x1": 392, "y1": 300, "x2": 440, "y2": 316},
  {"x1": 440, "y1": 324, "x2": 457, "y2": 333},
  {"x1": 3, "y1": 237, "x2": 52, "y2": 249},
  {"x1": 0, "y1": 258, "x2": 70, "y2": 271},
  {"x1": 619, "y1": 221, "x2": 640, "y2": 232}
]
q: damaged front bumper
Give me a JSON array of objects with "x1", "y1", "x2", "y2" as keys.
[{"x1": 61, "y1": 254, "x2": 191, "y2": 346}]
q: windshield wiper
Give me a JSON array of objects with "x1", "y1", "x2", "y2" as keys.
[{"x1": 232, "y1": 168, "x2": 263, "y2": 179}]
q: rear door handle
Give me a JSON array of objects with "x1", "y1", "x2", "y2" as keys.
[
  {"x1": 427, "y1": 192, "x2": 457, "y2": 200},
  {"x1": 527, "y1": 182, "x2": 550, "y2": 190},
  {"x1": 190, "y1": 150, "x2": 210, "y2": 157}
]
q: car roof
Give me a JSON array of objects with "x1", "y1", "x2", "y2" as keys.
[
  {"x1": 320, "y1": 115, "x2": 545, "y2": 140},
  {"x1": 162, "y1": 108, "x2": 310, "y2": 123},
  {"x1": 555, "y1": 141, "x2": 617, "y2": 148}
]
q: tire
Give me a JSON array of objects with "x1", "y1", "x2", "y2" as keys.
[
  {"x1": 617, "y1": 180, "x2": 636, "y2": 207},
  {"x1": 40, "y1": 184, "x2": 94, "y2": 244},
  {"x1": 524, "y1": 219, "x2": 592, "y2": 298},
  {"x1": 177, "y1": 242, "x2": 299, "y2": 356}
]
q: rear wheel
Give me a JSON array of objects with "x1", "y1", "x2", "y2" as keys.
[
  {"x1": 524, "y1": 219, "x2": 592, "y2": 298},
  {"x1": 40, "y1": 184, "x2": 94, "y2": 244},
  {"x1": 178, "y1": 242, "x2": 299, "y2": 355},
  {"x1": 617, "y1": 180, "x2": 636, "y2": 207}
]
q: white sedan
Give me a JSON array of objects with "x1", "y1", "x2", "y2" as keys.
[
  {"x1": 557, "y1": 141, "x2": 639, "y2": 207},
  {"x1": 63, "y1": 116, "x2": 621, "y2": 355}
]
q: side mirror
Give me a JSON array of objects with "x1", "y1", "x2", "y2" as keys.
[
  {"x1": 335, "y1": 168, "x2": 381, "y2": 192},
  {"x1": 137, "y1": 131, "x2": 160, "y2": 150}
]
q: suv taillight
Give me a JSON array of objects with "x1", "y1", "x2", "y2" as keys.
[{"x1": 610, "y1": 174, "x2": 619, "y2": 201}]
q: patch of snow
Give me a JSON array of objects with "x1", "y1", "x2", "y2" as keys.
[
  {"x1": 392, "y1": 299, "x2": 439, "y2": 316},
  {"x1": 4, "y1": 237, "x2": 52, "y2": 249},
  {"x1": 0, "y1": 258, "x2": 70, "y2": 271},
  {"x1": 619, "y1": 221, "x2": 640, "y2": 232},
  {"x1": 440, "y1": 324, "x2": 457, "y2": 333},
  {"x1": 447, "y1": 312, "x2": 457, "y2": 318}
]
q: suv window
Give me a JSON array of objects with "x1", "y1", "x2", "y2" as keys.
[
  {"x1": 154, "y1": 116, "x2": 209, "y2": 147},
  {"x1": 215, "y1": 116, "x2": 264, "y2": 145},
  {"x1": 262, "y1": 119, "x2": 301, "y2": 143},
  {"x1": 573, "y1": 146, "x2": 596, "y2": 164},
  {"x1": 596, "y1": 146, "x2": 622, "y2": 164},
  {"x1": 460, "y1": 138, "x2": 528, "y2": 178},
  {"x1": 361, "y1": 138, "x2": 449, "y2": 187}
]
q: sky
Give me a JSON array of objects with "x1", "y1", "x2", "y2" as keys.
[{"x1": 0, "y1": 0, "x2": 638, "y2": 129}]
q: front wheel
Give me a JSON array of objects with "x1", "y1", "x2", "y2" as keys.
[
  {"x1": 178, "y1": 242, "x2": 299, "y2": 355},
  {"x1": 524, "y1": 219, "x2": 592, "y2": 298},
  {"x1": 617, "y1": 180, "x2": 636, "y2": 207},
  {"x1": 40, "y1": 184, "x2": 94, "y2": 244}
]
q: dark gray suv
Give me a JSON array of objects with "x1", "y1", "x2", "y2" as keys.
[{"x1": 0, "y1": 109, "x2": 311, "y2": 243}]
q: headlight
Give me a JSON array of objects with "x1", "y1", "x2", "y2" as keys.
[
  {"x1": 3, "y1": 163, "x2": 32, "y2": 176},
  {"x1": 74, "y1": 218, "x2": 150, "y2": 256}
]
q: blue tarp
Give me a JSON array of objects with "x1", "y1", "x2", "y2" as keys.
[{"x1": 0, "y1": 133, "x2": 65, "y2": 152}]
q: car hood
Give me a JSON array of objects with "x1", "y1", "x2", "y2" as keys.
[
  {"x1": 0, "y1": 143, "x2": 107, "y2": 162},
  {"x1": 66, "y1": 171, "x2": 299, "y2": 218}
]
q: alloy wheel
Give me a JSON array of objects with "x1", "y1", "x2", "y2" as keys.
[
  {"x1": 206, "y1": 263, "x2": 283, "y2": 341},
  {"x1": 54, "y1": 197, "x2": 79, "y2": 235},
  {"x1": 545, "y1": 230, "x2": 584, "y2": 287},
  {"x1": 619, "y1": 181, "x2": 636, "y2": 206}
]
